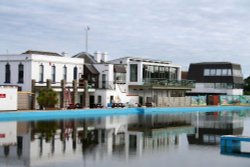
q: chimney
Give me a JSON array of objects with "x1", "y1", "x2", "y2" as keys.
[
  {"x1": 102, "y1": 52, "x2": 108, "y2": 62},
  {"x1": 94, "y1": 51, "x2": 101, "y2": 63}
]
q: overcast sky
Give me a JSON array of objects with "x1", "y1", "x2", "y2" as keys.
[{"x1": 1, "y1": 0, "x2": 250, "y2": 77}]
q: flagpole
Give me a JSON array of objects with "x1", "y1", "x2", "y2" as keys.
[{"x1": 85, "y1": 26, "x2": 90, "y2": 53}]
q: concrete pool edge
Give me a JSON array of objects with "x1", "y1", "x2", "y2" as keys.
[{"x1": 0, "y1": 105, "x2": 250, "y2": 121}]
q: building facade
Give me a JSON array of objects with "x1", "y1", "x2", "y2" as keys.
[
  {"x1": 187, "y1": 62, "x2": 244, "y2": 96},
  {"x1": 0, "y1": 50, "x2": 84, "y2": 109}
]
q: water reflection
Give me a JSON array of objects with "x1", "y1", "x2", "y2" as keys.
[
  {"x1": 0, "y1": 110, "x2": 249, "y2": 167},
  {"x1": 188, "y1": 111, "x2": 244, "y2": 145}
]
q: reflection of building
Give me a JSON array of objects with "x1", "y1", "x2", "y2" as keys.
[
  {"x1": 188, "y1": 112, "x2": 244, "y2": 145},
  {"x1": 126, "y1": 114, "x2": 194, "y2": 155}
]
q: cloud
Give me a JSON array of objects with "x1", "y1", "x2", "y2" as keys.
[{"x1": 1, "y1": 0, "x2": 250, "y2": 76}]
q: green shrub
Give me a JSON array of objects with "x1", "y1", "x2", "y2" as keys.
[{"x1": 37, "y1": 88, "x2": 58, "y2": 108}]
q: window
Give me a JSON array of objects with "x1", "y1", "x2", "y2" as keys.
[
  {"x1": 215, "y1": 69, "x2": 222, "y2": 76},
  {"x1": 39, "y1": 64, "x2": 44, "y2": 82},
  {"x1": 18, "y1": 63, "x2": 24, "y2": 83},
  {"x1": 73, "y1": 66, "x2": 78, "y2": 80},
  {"x1": 222, "y1": 69, "x2": 228, "y2": 76},
  {"x1": 102, "y1": 74, "x2": 106, "y2": 88},
  {"x1": 63, "y1": 65, "x2": 67, "y2": 81},
  {"x1": 227, "y1": 69, "x2": 232, "y2": 76},
  {"x1": 51, "y1": 65, "x2": 56, "y2": 82},
  {"x1": 5, "y1": 63, "x2": 11, "y2": 83},
  {"x1": 204, "y1": 69, "x2": 210, "y2": 76},
  {"x1": 169, "y1": 67, "x2": 177, "y2": 80},
  {"x1": 98, "y1": 96, "x2": 102, "y2": 104},
  {"x1": 233, "y1": 69, "x2": 242, "y2": 77},
  {"x1": 130, "y1": 64, "x2": 138, "y2": 82},
  {"x1": 210, "y1": 69, "x2": 216, "y2": 76}
]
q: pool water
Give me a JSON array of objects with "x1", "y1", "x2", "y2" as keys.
[{"x1": 0, "y1": 109, "x2": 250, "y2": 167}]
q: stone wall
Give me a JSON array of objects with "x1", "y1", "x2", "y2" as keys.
[
  {"x1": 18, "y1": 92, "x2": 32, "y2": 110},
  {"x1": 157, "y1": 97, "x2": 192, "y2": 107}
]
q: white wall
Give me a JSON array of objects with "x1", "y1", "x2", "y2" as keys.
[
  {"x1": 0, "y1": 54, "x2": 84, "y2": 91},
  {"x1": 0, "y1": 87, "x2": 17, "y2": 111},
  {"x1": 190, "y1": 83, "x2": 243, "y2": 95}
]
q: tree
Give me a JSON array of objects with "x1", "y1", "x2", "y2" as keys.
[
  {"x1": 244, "y1": 76, "x2": 250, "y2": 95},
  {"x1": 37, "y1": 88, "x2": 58, "y2": 109}
]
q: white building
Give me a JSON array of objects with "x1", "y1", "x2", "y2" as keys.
[
  {"x1": 74, "y1": 52, "x2": 193, "y2": 107},
  {"x1": 108, "y1": 57, "x2": 193, "y2": 106},
  {"x1": 0, "y1": 50, "x2": 84, "y2": 109}
]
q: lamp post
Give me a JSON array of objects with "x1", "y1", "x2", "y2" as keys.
[{"x1": 85, "y1": 26, "x2": 90, "y2": 53}]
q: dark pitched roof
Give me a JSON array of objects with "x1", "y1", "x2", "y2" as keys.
[
  {"x1": 22, "y1": 50, "x2": 62, "y2": 57},
  {"x1": 72, "y1": 52, "x2": 97, "y2": 63},
  {"x1": 85, "y1": 64, "x2": 99, "y2": 75},
  {"x1": 114, "y1": 64, "x2": 126, "y2": 73}
]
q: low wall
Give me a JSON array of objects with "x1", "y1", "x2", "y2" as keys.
[
  {"x1": 18, "y1": 92, "x2": 32, "y2": 110},
  {"x1": 220, "y1": 95, "x2": 250, "y2": 105},
  {"x1": 157, "y1": 96, "x2": 207, "y2": 107}
]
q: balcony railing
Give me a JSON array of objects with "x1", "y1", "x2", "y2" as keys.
[{"x1": 143, "y1": 79, "x2": 195, "y2": 88}]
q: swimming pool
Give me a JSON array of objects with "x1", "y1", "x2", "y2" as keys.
[
  {"x1": 0, "y1": 106, "x2": 250, "y2": 167},
  {"x1": 0, "y1": 106, "x2": 250, "y2": 121}
]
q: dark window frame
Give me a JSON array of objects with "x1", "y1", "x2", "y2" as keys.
[
  {"x1": 5, "y1": 63, "x2": 11, "y2": 83},
  {"x1": 18, "y1": 63, "x2": 24, "y2": 83}
]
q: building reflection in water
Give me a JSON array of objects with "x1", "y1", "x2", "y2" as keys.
[
  {"x1": 0, "y1": 111, "x2": 246, "y2": 166},
  {"x1": 188, "y1": 111, "x2": 244, "y2": 145}
]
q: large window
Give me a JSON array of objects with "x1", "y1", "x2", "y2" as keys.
[
  {"x1": 169, "y1": 67, "x2": 177, "y2": 80},
  {"x1": 63, "y1": 65, "x2": 67, "y2": 81},
  {"x1": 18, "y1": 63, "x2": 24, "y2": 83},
  {"x1": 143, "y1": 65, "x2": 171, "y2": 81},
  {"x1": 5, "y1": 63, "x2": 11, "y2": 83},
  {"x1": 203, "y1": 69, "x2": 233, "y2": 76},
  {"x1": 130, "y1": 64, "x2": 138, "y2": 82},
  {"x1": 51, "y1": 65, "x2": 56, "y2": 83},
  {"x1": 39, "y1": 64, "x2": 44, "y2": 83},
  {"x1": 73, "y1": 66, "x2": 78, "y2": 80},
  {"x1": 233, "y1": 69, "x2": 242, "y2": 77},
  {"x1": 204, "y1": 69, "x2": 210, "y2": 76}
]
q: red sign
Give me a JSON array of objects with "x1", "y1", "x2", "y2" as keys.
[
  {"x1": 0, "y1": 94, "x2": 6, "y2": 98},
  {"x1": 0, "y1": 134, "x2": 5, "y2": 138}
]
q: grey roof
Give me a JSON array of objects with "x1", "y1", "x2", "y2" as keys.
[
  {"x1": 108, "y1": 56, "x2": 172, "y2": 64},
  {"x1": 22, "y1": 50, "x2": 62, "y2": 57},
  {"x1": 85, "y1": 64, "x2": 99, "y2": 75},
  {"x1": 192, "y1": 62, "x2": 236, "y2": 65},
  {"x1": 72, "y1": 52, "x2": 97, "y2": 63}
]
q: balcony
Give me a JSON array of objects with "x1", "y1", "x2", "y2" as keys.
[{"x1": 143, "y1": 79, "x2": 195, "y2": 89}]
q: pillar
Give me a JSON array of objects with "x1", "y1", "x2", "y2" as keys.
[
  {"x1": 31, "y1": 80, "x2": 36, "y2": 109},
  {"x1": 61, "y1": 80, "x2": 66, "y2": 109},
  {"x1": 72, "y1": 80, "x2": 78, "y2": 105},
  {"x1": 46, "y1": 79, "x2": 52, "y2": 89},
  {"x1": 83, "y1": 79, "x2": 89, "y2": 108}
]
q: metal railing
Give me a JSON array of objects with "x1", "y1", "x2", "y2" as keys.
[{"x1": 143, "y1": 79, "x2": 195, "y2": 88}]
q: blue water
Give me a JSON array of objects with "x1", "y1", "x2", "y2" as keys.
[{"x1": 0, "y1": 106, "x2": 250, "y2": 167}]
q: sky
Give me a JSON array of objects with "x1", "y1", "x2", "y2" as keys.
[{"x1": 1, "y1": 0, "x2": 250, "y2": 77}]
